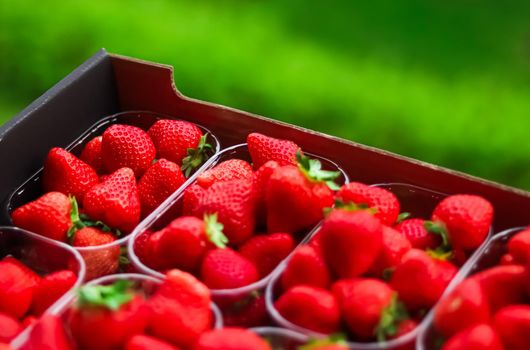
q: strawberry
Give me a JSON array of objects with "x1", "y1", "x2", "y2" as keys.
[
  {"x1": 83, "y1": 167, "x2": 141, "y2": 232},
  {"x1": 500, "y1": 253, "x2": 516, "y2": 265},
  {"x1": 0, "y1": 312, "x2": 21, "y2": 343},
  {"x1": 80, "y1": 136, "x2": 104, "y2": 174},
  {"x1": 194, "y1": 328, "x2": 272, "y2": 350},
  {"x1": 200, "y1": 248, "x2": 259, "y2": 289},
  {"x1": 147, "y1": 119, "x2": 212, "y2": 176},
  {"x1": 133, "y1": 229, "x2": 164, "y2": 270},
  {"x1": 21, "y1": 316, "x2": 37, "y2": 328},
  {"x1": 335, "y1": 182, "x2": 400, "y2": 225},
  {"x1": 102, "y1": 124, "x2": 156, "y2": 176},
  {"x1": 1, "y1": 257, "x2": 41, "y2": 287},
  {"x1": 247, "y1": 132, "x2": 300, "y2": 169},
  {"x1": 442, "y1": 323, "x2": 504, "y2": 350},
  {"x1": 0, "y1": 344, "x2": 12, "y2": 350},
  {"x1": 507, "y1": 228, "x2": 530, "y2": 264},
  {"x1": 266, "y1": 153, "x2": 339, "y2": 234},
  {"x1": 197, "y1": 159, "x2": 254, "y2": 188},
  {"x1": 149, "y1": 269, "x2": 212, "y2": 348},
  {"x1": 370, "y1": 225, "x2": 412, "y2": 278},
  {"x1": 389, "y1": 249, "x2": 457, "y2": 311},
  {"x1": 42, "y1": 147, "x2": 99, "y2": 201},
  {"x1": 239, "y1": 233, "x2": 295, "y2": 277},
  {"x1": 182, "y1": 184, "x2": 206, "y2": 216},
  {"x1": 19, "y1": 314, "x2": 72, "y2": 350},
  {"x1": 125, "y1": 335, "x2": 180, "y2": 350},
  {"x1": 281, "y1": 245, "x2": 330, "y2": 290},
  {"x1": 275, "y1": 285, "x2": 340, "y2": 334},
  {"x1": 297, "y1": 339, "x2": 349, "y2": 350},
  {"x1": 253, "y1": 160, "x2": 280, "y2": 226},
  {"x1": 391, "y1": 318, "x2": 418, "y2": 339},
  {"x1": 0, "y1": 257, "x2": 38, "y2": 318},
  {"x1": 150, "y1": 215, "x2": 228, "y2": 271},
  {"x1": 138, "y1": 158, "x2": 186, "y2": 216},
  {"x1": 71, "y1": 227, "x2": 120, "y2": 280},
  {"x1": 395, "y1": 218, "x2": 441, "y2": 250},
  {"x1": 196, "y1": 179, "x2": 256, "y2": 245},
  {"x1": 493, "y1": 305, "x2": 530, "y2": 350},
  {"x1": 432, "y1": 194, "x2": 493, "y2": 250},
  {"x1": 320, "y1": 210, "x2": 383, "y2": 278},
  {"x1": 12, "y1": 191, "x2": 72, "y2": 242},
  {"x1": 67, "y1": 280, "x2": 149, "y2": 350},
  {"x1": 223, "y1": 293, "x2": 269, "y2": 327},
  {"x1": 31, "y1": 270, "x2": 77, "y2": 316},
  {"x1": 434, "y1": 278, "x2": 490, "y2": 337}
]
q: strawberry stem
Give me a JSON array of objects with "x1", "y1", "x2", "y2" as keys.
[
  {"x1": 424, "y1": 220, "x2": 453, "y2": 260},
  {"x1": 204, "y1": 213, "x2": 229, "y2": 248},
  {"x1": 396, "y1": 212, "x2": 411, "y2": 224},
  {"x1": 181, "y1": 134, "x2": 213, "y2": 178},
  {"x1": 77, "y1": 280, "x2": 134, "y2": 310},
  {"x1": 296, "y1": 151, "x2": 340, "y2": 190},
  {"x1": 333, "y1": 199, "x2": 378, "y2": 214},
  {"x1": 375, "y1": 293, "x2": 409, "y2": 342}
]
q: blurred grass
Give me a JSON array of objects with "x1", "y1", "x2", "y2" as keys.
[{"x1": 1, "y1": 0, "x2": 530, "y2": 190}]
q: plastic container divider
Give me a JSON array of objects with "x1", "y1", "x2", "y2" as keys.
[{"x1": 251, "y1": 327, "x2": 309, "y2": 348}]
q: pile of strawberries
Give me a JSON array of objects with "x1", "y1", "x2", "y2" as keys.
[
  {"x1": 0, "y1": 256, "x2": 77, "y2": 344},
  {"x1": 133, "y1": 132, "x2": 342, "y2": 326},
  {"x1": 431, "y1": 226, "x2": 530, "y2": 350},
  {"x1": 272, "y1": 182, "x2": 493, "y2": 344},
  {"x1": 11, "y1": 119, "x2": 213, "y2": 280}
]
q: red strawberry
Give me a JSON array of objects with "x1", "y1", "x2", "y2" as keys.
[
  {"x1": 196, "y1": 179, "x2": 256, "y2": 245},
  {"x1": 266, "y1": 153, "x2": 338, "y2": 234},
  {"x1": 194, "y1": 328, "x2": 272, "y2": 350},
  {"x1": 370, "y1": 225, "x2": 412, "y2": 278},
  {"x1": 0, "y1": 257, "x2": 38, "y2": 318},
  {"x1": 507, "y1": 228, "x2": 530, "y2": 264},
  {"x1": 102, "y1": 124, "x2": 156, "y2": 176},
  {"x1": 432, "y1": 194, "x2": 493, "y2": 250},
  {"x1": 197, "y1": 159, "x2": 254, "y2": 188},
  {"x1": 20, "y1": 314, "x2": 72, "y2": 350},
  {"x1": 434, "y1": 278, "x2": 490, "y2": 337},
  {"x1": 125, "y1": 335, "x2": 180, "y2": 350},
  {"x1": 182, "y1": 184, "x2": 206, "y2": 216},
  {"x1": 336, "y1": 182, "x2": 400, "y2": 225},
  {"x1": 68, "y1": 280, "x2": 149, "y2": 350},
  {"x1": 239, "y1": 233, "x2": 295, "y2": 277},
  {"x1": 21, "y1": 316, "x2": 37, "y2": 328},
  {"x1": 493, "y1": 305, "x2": 530, "y2": 350},
  {"x1": 392, "y1": 319, "x2": 418, "y2": 339},
  {"x1": 442, "y1": 323, "x2": 504, "y2": 350},
  {"x1": 500, "y1": 253, "x2": 516, "y2": 265},
  {"x1": 71, "y1": 227, "x2": 120, "y2": 280},
  {"x1": 470, "y1": 265, "x2": 526, "y2": 312},
  {"x1": 31, "y1": 270, "x2": 77, "y2": 316},
  {"x1": 1, "y1": 257, "x2": 41, "y2": 287},
  {"x1": 149, "y1": 269, "x2": 212, "y2": 348},
  {"x1": 80, "y1": 136, "x2": 104, "y2": 174},
  {"x1": 12, "y1": 191, "x2": 72, "y2": 242},
  {"x1": 275, "y1": 285, "x2": 340, "y2": 334},
  {"x1": 320, "y1": 210, "x2": 383, "y2": 278},
  {"x1": 253, "y1": 160, "x2": 280, "y2": 226},
  {"x1": 133, "y1": 230, "x2": 164, "y2": 270},
  {"x1": 42, "y1": 147, "x2": 99, "y2": 201},
  {"x1": 200, "y1": 248, "x2": 259, "y2": 289},
  {"x1": 281, "y1": 245, "x2": 330, "y2": 290},
  {"x1": 83, "y1": 167, "x2": 141, "y2": 232},
  {"x1": 395, "y1": 218, "x2": 441, "y2": 250},
  {"x1": 150, "y1": 215, "x2": 227, "y2": 271},
  {"x1": 147, "y1": 119, "x2": 211, "y2": 175},
  {"x1": 138, "y1": 158, "x2": 186, "y2": 216},
  {"x1": 247, "y1": 132, "x2": 300, "y2": 169},
  {"x1": 389, "y1": 249, "x2": 457, "y2": 311},
  {"x1": 223, "y1": 293, "x2": 269, "y2": 327},
  {"x1": 0, "y1": 344, "x2": 12, "y2": 350},
  {"x1": 0, "y1": 312, "x2": 21, "y2": 343}
]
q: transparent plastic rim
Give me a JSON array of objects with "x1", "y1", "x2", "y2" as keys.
[
  {"x1": 250, "y1": 326, "x2": 310, "y2": 343},
  {"x1": 128, "y1": 143, "x2": 350, "y2": 297},
  {"x1": 6, "y1": 110, "x2": 221, "y2": 252}
]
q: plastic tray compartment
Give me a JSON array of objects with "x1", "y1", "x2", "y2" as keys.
[
  {"x1": 5, "y1": 111, "x2": 220, "y2": 281},
  {"x1": 417, "y1": 226, "x2": 526, "y2": 350},
  {"x1": 251, "y1": 327, "x2": 309, "y2": 349},
  {"x1": 266, "y1": 183, "x2": 494, "y2": 350},
  {"x1": 128, "y1": 143, "x2": 349, "y2": 324},
  {"x1": 11, "y1": 273, "x2": 223, "y2": 349}
]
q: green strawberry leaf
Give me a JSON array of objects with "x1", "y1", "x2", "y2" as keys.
[
  {"x1": 298, "y1": 334, "x2": 348, "y2": 350},
  {"x1": 424, "y1": 220, "x2": 453, "y2": 260},
  {"x1": 181, "y1": 133, "x2": 213, "y2": 178},
  {"x1": 296, "y1": 151, "x2": 340, "y2": 190},
  {"x1": 375, "y1": 293, "x2": 409, "y2": 342},
  {"x1": 396, "y1": 212, "x2": 411, "y2": 224},
  {"x1": 204, "y1": 213, "x2": 229, "y2": 249},
  {"x1": 77, "y1": 280, "x2": 134, "y2": 310},
  {"x1": 67, "y1": 196, "x2": 86, "y2": 242},
  {"x1": 334, "y1": 199, "x2": 378, "y2": 214}
]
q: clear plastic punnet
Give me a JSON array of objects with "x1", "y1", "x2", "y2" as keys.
[{"x1": 6, "y1": 111, "x2": 220, "y2": 281}]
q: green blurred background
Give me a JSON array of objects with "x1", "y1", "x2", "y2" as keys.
[{"x1": 1, "y1": 0, "x2": 530, "y2": 190}]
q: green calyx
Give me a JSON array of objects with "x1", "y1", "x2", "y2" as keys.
[
  {"x1": 329, "y1": 199, "x2": 378, "y2": 214},
  {"x1": 181, "y1": 134, "x2": 213, "y2": 178},
  {"x1": 424, "y1": 221, "x2": 453, "y2": 260},
  {"x1": 298, "y1": 334, "x2": 348, "y2": 350},
  {"x1": 375, "y1": 293, "x2": 409, "y2": 342},
  {"x1": 296, "y1": 151, "x2": 340, "y2": 191},
  {"x1": 204, "y1": 213, "x2": 229, "y2": 249},
  {"x1": 396, "y1": 212, "x2": 411, "y2": 224},
  {"x1": 77, "y1": 280, "x2": 134, "y2": 310}
]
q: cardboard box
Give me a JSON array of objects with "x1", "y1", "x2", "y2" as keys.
[{"x1": 1, "y1": 49, "x2": 529, "y2": 231}]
